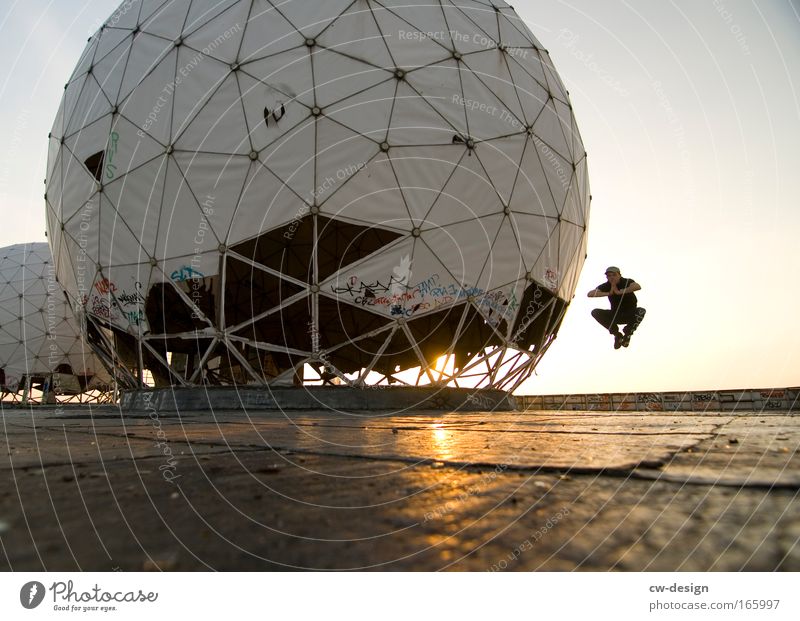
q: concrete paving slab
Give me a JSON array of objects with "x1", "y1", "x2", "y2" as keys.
[{"x1": 0, "y1": 405, "x2": 797, "y2": 571}]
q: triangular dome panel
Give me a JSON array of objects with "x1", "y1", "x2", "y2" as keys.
[
  {"x1": 324, "y1": 80, "x2": 396, "y2": 142},
  {"x1": 389, "y1": 146, "x2": 462, "y2": 225},
  {"x1": 317, "y1": 4, "x2": 395, "y2": 68},
  {"x1": 171, "y1": 46, "x2": 231, "y2": 140},
  {"x1": 172, "y1": 151, "x2": 250, "y2": 243},
  {"x1": 176, "y1": 73, "x2": 251, "y2": 154},
  {"x1": 229, "y1": 162, "x2": 304, "y2": 243},
  {"x1": 117, "y1": 33, "x2": 175, "y2": 104},
  {"x1": 184, "y1": 1, "x2": 249, "y2": 64},
  {"x1": 509, "y1": 137, "x2": 561, "y2": 219},
  {"x1": 315, "y1": 118, "x2": 381, "y2": 204},
  {"x1": 259, "y1": 118, "x2": 315, "y2": 200},
  {"x1": 93, "y1": 36, "x2": 135, "y2": 105},
  {"x1": 474, "y1": 134, "x2": 527, "y2": 205},
  {"x1": 313, "y1": 50, "x2": 392, "y2": 109},
  {"x1": 425, "y1": 149, "x2": 503, "y2": 227},
  {"x1": 420, "y1": 215, "x2": 504, "y2": 289},
  {"x1": 140, "y1": 0, "x2": 192, "y2": 40},
  {"x1": 372, "y1": 5, "x2": 453, "y2": 69},
  {"x1": 117, "y1": 48, "x2": 178, "y2": 146},
  {"x1": 388, "y1": 81, "x2": 460, "y2": 145},
  {"x1": 240, "y1": 0, "x2": 306, "y2": 62},
  {"x1": 273, "y1": 0, "x2": 353, "y2": 40},
  {"x1": 320, "y1": 153, "x2": 411, "y2": 231}
]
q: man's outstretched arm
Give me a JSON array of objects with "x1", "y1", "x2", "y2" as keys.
[{"x1": 587, "y1": 287, "x2": 609, "y2": 298}]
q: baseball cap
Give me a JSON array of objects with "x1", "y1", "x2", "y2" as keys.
[{"x1": 605, "y1": 266, "x2": 621, "y2": 274}]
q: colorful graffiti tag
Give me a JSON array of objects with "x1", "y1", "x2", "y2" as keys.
[{"x1": 333, "y1": 269, "x2": 518, "y2": 323}]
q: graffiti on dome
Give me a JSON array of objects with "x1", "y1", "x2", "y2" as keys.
[
  {"x1": 331, "y1": 274, "x2": 422, "y2": 316},
  {"x1": 94, "y1": 278, "x2": 116, "y2": 295},
  {"x1": 124, "y1": 309, "x2": 144, "y2": 326},
  {"x1": 479, "y1": 289, "x2": 519, "y2": 327},
  {"x1": 87, "y1": 277, "x2": 147, "y2": 330},
  {"x1": 170, "y1": 265, "x2": 205, "y2": 282},
  {"x1": 332, "y1": 271, "x2": 518, "y2": 323},
  {"x1": 331, "y1": 274, "x2": 408, "y2": 298},
  {"x1": 89, "y1": 294, "x2": 119, "y2": 322},
  {"x1": 116, "y1": 283, "x2": 145, "y2": 307},
  {"x1": 544, "y1": 267, "x2": 559, "y2": 289},
  {"x1": 104, "y1": 132, "x2": 119, "y2": 181}
]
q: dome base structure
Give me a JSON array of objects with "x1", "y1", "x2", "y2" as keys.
[
  {"x1": 0, "y1": 374, "x2": 115, "y2": 406},
  {"x1": 119, "y1": 385, "x2": 516, "y2": 412}
]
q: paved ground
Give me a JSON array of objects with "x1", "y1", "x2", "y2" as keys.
[{"x1": 0, "y1": 404, "x2": 797, "y2": 571}]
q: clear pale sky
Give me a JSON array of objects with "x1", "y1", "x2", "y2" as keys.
[{"x1": 0, "y1": 1, "x2": 797, "y2": 394}]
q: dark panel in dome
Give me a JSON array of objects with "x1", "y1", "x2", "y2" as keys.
[
  {"x1": 234, "y1": 298, "x2": 314, "y2": 358},
  {"x1": 317, "y1": 295, "x2": 393, "y2": 374},
  {"x1": 224, "y1": 254, "x2": 305, "y2": 332},
  {"x1": 316, "y1": 217, "x2": 404, "y2": 281},
  {"x1": 231, "y1": 216, "x2": 403, "y2": 284},
  {"x1": 511, "y1": 282, "x2": 567, "y2": 351},
  {"x1": 145, "y1": 278, "x2": 216, "y2": 335},
  {"x1": 84, "y1": 150, "x2": 105, "y2": 182}
]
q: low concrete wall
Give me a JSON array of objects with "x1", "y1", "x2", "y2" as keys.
[
  {"x1": 120, "y1": 385, "x2": 517, "y2": 412},
  {"x1": 517, "y1": 387, "x2": 799, "y2": 412}
]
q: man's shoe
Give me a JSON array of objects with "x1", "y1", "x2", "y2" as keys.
[
  {"x1": 613, "y1": 333, "x2": 624, "y2": 349},
  {"x1": 622, "y1": 334, "x2": 631, "y2": 347}
]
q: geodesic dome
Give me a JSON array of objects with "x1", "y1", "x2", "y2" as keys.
[
  {"x1": 0, "y1": 243, "x2": 110, "y2": 397},
  {"x1": 45, "y1": 0, "x2": 590, "y2": 391}
]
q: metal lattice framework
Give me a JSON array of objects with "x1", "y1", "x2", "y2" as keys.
[
  {"x1": 0, "y1": 243, "x2": 113, "y2": 404},
  {"x1": 45, "y1": 0, "x2": 590, "y2": 391}
]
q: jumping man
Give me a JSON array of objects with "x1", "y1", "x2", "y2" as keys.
[{"x1": 588, "y1": 266, "x2": 646, "y2": 349}]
